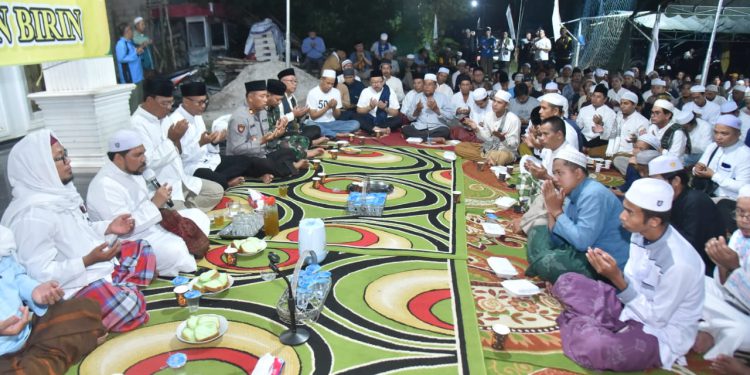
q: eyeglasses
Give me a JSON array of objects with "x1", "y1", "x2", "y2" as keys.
[
  {"x1": 156, "y1": 99, "x2": 174, "y2": 108},
  {"x1": 53, "y1": 149, "x2": 70, "y2": 164},
  {"x1": 185, "y1": 97, "x2": 209, "y2": 106},
  {"x1": 736, "y1": 208, "x2": 750, "y2": 221}
]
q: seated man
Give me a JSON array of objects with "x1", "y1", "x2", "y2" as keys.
[
  {"x1": 612, "y1": 149, "x2": 661, "y2": 198},
  {"x1": 526, "y1": 148, "x2": 630, "y2": 282},
  {"x1": 649, "y1": 155, "x2": 724, "y2": 275},
  {"x1": 0, "y1": 130, "x2": 156, "y2": 333},
  {"x1": 356, "y1": 69, "x2": 401, "y2": 135},
  {"x1": 87, "y1": 130, "x2": 200, "y2": 277},
  {"x1": 401, "y1": 73, "x2": 454, "y2": 142},
  {"x1": 451, "y1": 87, "x2": 491, "y2": 142},
  {"x1": 436, "y1": 67, "x2": 454, "y2": 98},
  {"x1": 277, "y1": 68, "x2": 325, "y2": 145},
  {"x1": 692, "y1": 185, "x2": 750, "y2": 370},
  {"x1": 648, "y1": 99, "x2": 690, "y2": 159},
  {"x1": 679, "y1": 110, "x2": 713, "y2": 167},
  {"x1": 306, "y1": 70, "x2": 360, "y2": 138},
  {"x1": 454, "y1": 90, "x2": 520, "y2": 165},
  {"x1": 607, "y1": 90, "x2": 649, "y2": 175},
  {"x1": 681, "y1": 85, "x2": 721, "y2": 125},
  {"x1": 173, "y1": 82, "x2": 270, "y2": 189},
  {"x1": 553, "y1": 178, "x2": 705, "y2": 372},
  {"x1": 266, "y1": 79, "x2": 324, "y2": 159},
  {"x1": 131, "y1": 78, "x2": 224, "y2": 212},
  {"x1": 401, "y1": 72, "x2": 424, "y2": 123},
  {"x1": 337, "y1": 68, "x2": 365, "y2": 122},
  {"x1": 382, "y1": 61, "x2": 405, "y2": 103},
  {"x1": 578, "y1": 84, "x2": 617, "y2": 154},
  {"x1": 0, "y1": 226, "x2": 105, "y2": 374},
  {"x1": 450, "y1": 75, "x2": 474, "y2": 126},
  {"x1": 227, "y1": 80, "x2": 308, "y2": 179}
]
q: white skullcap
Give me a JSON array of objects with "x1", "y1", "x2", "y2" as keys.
[
  {"x1": 322, "y1": 69, "x2": 336, "y2": 79},
  {"x1": 540, "y1": 93, "x2": 568, "y2": 116},
  {"x1": 514, "y1": 73, "x2": 524, "y2": 82},
  {"x1": 651, "y1": 78, "x2": 666, "y2": 86},
  {"x1": 739, "y1": 185, "x2": 750, "y2": 198},
  {"x1": 493, "y1": 90, "x2": 511, "y2": 103},
  {"x1": 647, "y1": 70, "x2": 658, "y2": 77},
  {"x1": 648, "y1": 155, "x2": 683, "y2": 176},
  {"x1": 625, "y1": 178, "x2": 674, "y2": 212},
  {"x1": 342, "y1": 59, "x2": 353, "y2": 66},
  {"x1": 424, "y1": 73, "x2": 437, "y2": 82},
  {"x1": 716, "y1": 114, "x2": 741, "y2": 130},
  {"x1": 706, "y1": 84, "x2": 719, "y2": 92},
  {"x1": 690, "y1": 85, "x2": 706, "y2": 93},
  {"x1": 406, "y1": 54, "x2": 415, "y2": 59},
  {"x1": 457, "y1": 59, "x2": 467, "y2": 65},
  {"x1": 134, "y1": 16, "x2": 144, "y2": 25},
  {"x1": 522, "y1": 62, "x2": 531, "y2": 68},
  {"x1": 595, "y1": 68, "x2": 605, "y2": 77},
  {"x1": 637, "y1": 134, "x2": 661, "y2": 150},
  {"x1": 109, "y1": 129, "x2": 142, "y2": 152},
  {"x1": 563, "y1": 64, "x2": 573, "y2": 70},
  {"x1": 545, "y1": 82, "x2": 559, "y2": 91},
  {"x1": 733, "y1": 84, "x2": 747, "y2": 92},
  {"x1": 674, "y1": 110, "x2": 694, "y2": 125},
  {"x1": 721, "y1": 101, "x2": 738, "y2": 113},
  {"x1": 438, "y1": 67, "x2": 450, "y2": 74},
  {"x1": 554, "y1": 148, "x2": 588, "y2": 168},
  {"x1": 621, "y1": 90, "x2": 638, "y2": 104},
  {"x1": 624, "y1": 71, "x2": 635, "y2": 77},
  {"x1": 472, "y1": 88, "x2": 488, "y2": 101},
  {"x1": 653, "y1": 99, "x2": 674, "y2": 112},
  {"x1": 381, "y1": 33, "x2": 388, "y2": 40},
  {"x1": 636, "y1": 150, "x2": 661, "y2": 165}
]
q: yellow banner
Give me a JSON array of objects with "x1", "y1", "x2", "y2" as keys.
[{"x1": 0, "y1": 0, "x2": 110, "y2": 66}]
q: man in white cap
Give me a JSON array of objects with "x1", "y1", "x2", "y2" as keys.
[
  {"x1": 622, "y1": 70, "x2": 638, "y2": 93},
  {"x1": 454, "y1": 90, "x2": 519, "y2": 165},
  {"x1": 0, "y1": 130, "x2": 157, "y2": 333},
  {"x1": 381, "y1": 61, "x2": 405, "y2": 103},
  {"x1": 370, "y1": 32, "x2": 395, "y2": 64},
  {"x1": 643, "y1": 78, "x2": 667, "y2": 103},
  {"x1": 305, "y1": 70, "x2": 361, "y2": 138},
  {"x1": 705, "y1": 84, "x2": 727, "y2": 106},
  {"x1": 693, "y1": 114, "x2": 750, "y2": 202},
  {"x1": 356, "y1": 69, "x2": 401, "y2": 135},
  {"x1": 681, "y1": 85, "x2": 721, "y2": 125},
  {"x1": 132, "y1": 78, "x2": 224, "y2": 212},
  {"x1": 337, "y1": 59, "x2": 361, "y2": 83},
  {"x1": 649, "y1": 155, "x2": 724, "y2": 275},
  {"x1": 721, "y1": 100, "x2": 739, "y2": 116},
  {"x1": 543, "y1": 82, "x2": 560, "y2": 94},
  {"x1": 556, "y1": 64, "x2": 573, "y2": 86},
  {"x1": 533, "y1": 29, "x2": 551, "y2": 62},
  {"x1": 468, "y1": 87, "x2": 491, "y2": 124},
  {"x1": 499, "y1": 31, "x2": 514, "y2": 72},
  {"x1": 607, "y1": 90, "x2": 649, "y2": 172},
  {"x1": 401, "y1": 73, "x2": 453, "y2": 142},
  {"x1": 451, "y1": 59, "x2": 469, "y2": 89},
  {"x1": 436, "y1": 67, "x2": 454, "y2": 98},
  {"x1": 677, "y1": 109, "x2": 713, "y2": 167},
  {"x1": 553, "y1": 178, "x2": 704, "y2": 372},
  {"x1": 537, "y1": 93, "x2": 581, "y2": 150},
  {"x1": 731, "y1": 84, "x2": 747, "y2": 109},
  {"x1": 691, "y1": 185, "x2": 750, "y2": 372},
  {"x1": 87, "y1": 129, "x2": 199, "y2": 277},
  {"x1": 647, "y1": 99, "x2": 689, "y2": 159},
  {"x1": 450, "y1": 75, "x2": 474, "y2": 128},
  {"x1": 579, "y1": 83, "x2": 617, "y2": 154},
  {"x1": 401, "y1": 72, "x2": 425, "y2": 122},
  {"x1": 132, "y1": 16, "x2": 153, "y2": 72},
  {"x1": 525, "y1": 148, "x2": 630, "y2": 282}
]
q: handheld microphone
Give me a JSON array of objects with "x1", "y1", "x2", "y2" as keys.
[{"x1": 143, "y1": 169, "x2": 174, "y2": 208}]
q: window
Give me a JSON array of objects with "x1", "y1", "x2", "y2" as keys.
[
  {"x1": 210, "y1": 22, "x2": 227, "y2": 48},
  {"x1": 187, "y1": 21, "x2": 206, "y2": 49}
]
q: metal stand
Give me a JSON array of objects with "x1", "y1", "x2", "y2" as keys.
[{"x1": 268, "y1": 252, "x2": 310, "y2": 346}]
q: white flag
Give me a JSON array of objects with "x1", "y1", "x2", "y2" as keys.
[
  {"x1": 433, "y1": 14, "x2": 438, "y2": 41},
  {"x1": 552, "y1": 0, "x2": 562, "y2": 40},
  {"x1": 646, "y1": 11, "x2": 662, "y2": 73},
  {"x1": 506, "y1": 5, "x2": 515, "y2": 40}
]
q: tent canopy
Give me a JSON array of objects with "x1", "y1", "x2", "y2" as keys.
[{"x1": 633, "y1": 1, "x2": 750, "y2": 34}]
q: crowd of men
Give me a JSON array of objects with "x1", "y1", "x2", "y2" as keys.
[{"x1": 2, "y1": 25, "x2": 750, "y2": 374}]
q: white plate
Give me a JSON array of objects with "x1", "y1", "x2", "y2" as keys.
[
  {"x1": 443, "y1": 151, "x2": 457, "y2": 161},
  {"x1": 494, "y1": 196, "x2": 517, "y2": 210},
  {"x1": 175, "y1": 314, "x2": 228, "y2": 344},
  {"x1": 447, "y1": 140, "x2": 461, "y2": 146},
  {"x1": 189, "y1": 274, "x2": 234, "y2": 295},
  {"x1": 501, "y1": 279, "x2": 541, "y2": 297},
  {"x1": 487, "y1": 257, "x2": 518, "y2": 278},
  {"x1": 482, "y1": 222, "x2": 506, "y2": 237},
  {"x1": 235, "y1": 238, "x2": 267, "y2": 256},
  {"x1": 406, "y1": 137, "x2": 423, "y2": 144}
]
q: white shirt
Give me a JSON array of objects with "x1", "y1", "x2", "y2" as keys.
[
  {"x1": 476, "y1": 110, "x2": 521, "y2": 156},
  {"x1": 280, "y1": 93, "x2": 298, "y2": 122},
  {"x1": 648, "y1": 122, "x2": 688, "y2": 158},
  {"x1": 682, "y1": 100, "x2": 721, "y2": 125},
  {"x1": 451, "y1": 91, "x2": 473, "y2": 113},
  {"x1": 697, "y1": 140, "x2": 750, "y2": 199},
  {"x1": 500, "y1": 37, "x2": 514, "y2": 61},
  {"x1": 306, "y1": 85, "x2": 344, "y2": 123},
  {"x1": 687, "y1": 118, "x2": 713, "y2": 156},
  {"x1": 608, "y1": 110, "x2": 649, "y2": 154},
  {"x1": 739, "y1": 109, "x2": 750, "y2": 144},
  {"x1": 356, "y1": 86, "x2": 400, "y2": 117},
  {"x1": 437, "y1": 83, "x2": 454, "y2": 98},
  {"x1": 8, "y1": 204, "x2": 113, "y2": 299},
  {"x1": 131, "y1": 106, "x2": 202, "y2": 201},
  {"x1": 401, "y1": 90, "x2": 422, "y2": 121},
  {"x1": 540, "y1": 143, "x2": 577, "y2": 176},
  {"x1": 534, "y1": 37, "x2": 551, "y2": 61},
  {"x1": 385, "y1": 76, "x2": 405, "y2": 103},
  {"x1": 469, "y1": 101, "x2": 491, "y2": 123},
  {"x1": 618, "y1": 226, "x2": 704, "y2": 369},
  {"x1": 86, "y1": 161, "x2": 197, "y2": 276},
  {"x1": 578, "y1": 104, "x2": 617, "y2": 142},
  {"x1": 607, "y1": 87, "x2": 626, "y2": 105},
  {"x1": 411, "y1": 92, "x2": 454, "y2": 130},
  {"x1": 171, "y1": 106, "x2": 221, "y2": 176},
  {"x1": 451, "y1": 71, "x2": 462, "y2": 89},
  {"x1": 709, "y1": 95, "x2": 727, "y2": 106}
]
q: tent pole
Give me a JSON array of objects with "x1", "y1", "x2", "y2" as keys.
[
  {"x1": 700, "y1": 0, "x2": 724, "y2": 86},
  {"x1": 573, "y1": 20, "x2": 581, "y2": 67},
  {"x1": 285, "y1": 0, "x2": 290, "y2": 68}
]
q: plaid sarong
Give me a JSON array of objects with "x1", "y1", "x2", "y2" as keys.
[
  {"x1": 516, "y1": 173, "x2": 541, "y2": 205},
  {"x1": 75, "y1": 239, "x2": 156, "y2": 333}
]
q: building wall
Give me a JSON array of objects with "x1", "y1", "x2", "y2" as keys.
[{"x1": 106, "y1": 0, "x2": 149, "y2": 39}]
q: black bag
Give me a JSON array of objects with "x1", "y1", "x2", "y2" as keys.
[{"x1": 690, "y1": 145, "x2": 719, "y2": 196}]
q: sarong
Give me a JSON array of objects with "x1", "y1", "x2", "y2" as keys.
[{"x1": 525, "y1": 225, "x2": 596, "y2": 282}]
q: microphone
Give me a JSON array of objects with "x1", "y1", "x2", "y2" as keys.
[{"x1": 143, "y1": 169, "x2": 174, "y2": 208}]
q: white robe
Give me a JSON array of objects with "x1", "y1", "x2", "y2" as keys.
[
  {"x1": 86, "y1": 161, "x2": 199, "y2": 276},
  {"x1": 171, "y1": 105, "x2": 221, "y2": 176},
  {"x1": 385, "y1": 76, "x2": 405, "y2": 103},
  {"x1": 648, "y1": 121, "x2": 688, "y2": 158},
  {"x1": 131, "y1": 106, "x2": 202, "y2": 202}
]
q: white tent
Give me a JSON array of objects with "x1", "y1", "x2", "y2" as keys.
[{"x1": 633, "y1": 4, "x2": 750, "y2": 34}]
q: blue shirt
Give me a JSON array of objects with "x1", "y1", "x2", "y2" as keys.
[
  {"x1": 301, "y1": 36, "x2": 326, "y2": 59},
  {"x1": 0, "y1": 256, "x2": 47, "y2": 355},
  {"x1": 551, "y1": 178, "x2": 631, "y2": 270},
  {"x1": 115, "y1": 37, "x2": 144, "y2": 84},
  {"x1": 479, "y1": 36, "x2": 496, "y2": 57}
]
